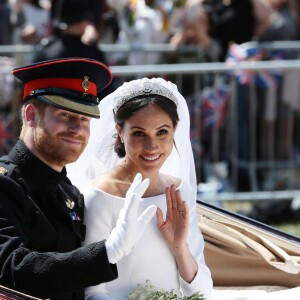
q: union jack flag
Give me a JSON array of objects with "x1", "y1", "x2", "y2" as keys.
[
  {"x1": 226, "y1": 42, "x2": 282, "y2": 88},
  {"x1": 201, "y1": 77, "x2": 230, "y2": 129},
  {"x1": 0, "y1": 113, "x2": 18, "y2": 156}
]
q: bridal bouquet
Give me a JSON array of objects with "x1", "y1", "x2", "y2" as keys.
[{"x1": 128, "y1": 280, "x2": 205, "y2": 300}]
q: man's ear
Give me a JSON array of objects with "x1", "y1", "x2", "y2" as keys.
[{"x1": 24, "y1": 104, "x2": 38, "y2": 127}]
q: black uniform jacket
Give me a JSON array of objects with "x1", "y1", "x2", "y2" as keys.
[{"x1": 0, "y1": 140, "x2": 118, "y2": 300}]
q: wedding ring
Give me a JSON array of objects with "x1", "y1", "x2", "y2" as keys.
[{"x1": 177, "y1": 209, "x2": 185, "y2": 214}]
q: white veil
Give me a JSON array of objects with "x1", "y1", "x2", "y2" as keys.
[{"x1": 67, "y1": 77, "x2": 197, "y2": 199}]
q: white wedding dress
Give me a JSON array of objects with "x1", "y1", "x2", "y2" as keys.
[{"x1": 83, "y1": 179, "x2": 213, "y2": 300}]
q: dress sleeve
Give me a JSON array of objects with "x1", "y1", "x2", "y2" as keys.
[
  {"x1": 178, "y1": 183, "x2": 213, "y2": 300},
  {"x1": 83, "y1": 185, "x2": 116, "y2": 246}
]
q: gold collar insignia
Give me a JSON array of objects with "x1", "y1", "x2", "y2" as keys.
[
  {"x1": 0, "y1": 167, "x2": 8, "y2": 175},
  {"x1": 66, "y1": 198, "x2": 75, "y2": 209}
]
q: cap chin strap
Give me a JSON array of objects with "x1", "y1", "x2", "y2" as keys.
[{"x1": 24, "y1": 87, "x2": 99, "y2": 105}]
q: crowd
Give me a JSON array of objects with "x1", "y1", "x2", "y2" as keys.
[
  {"x1": 1, "y1": 0, "x2": 299, "y2": 62},
  {"x1": 1, "y1": 0, "x2": 300, "y2": 193}
]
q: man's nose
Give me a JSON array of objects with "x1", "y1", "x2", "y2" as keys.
[{"x1": 69, "y1": 118, "x2": 83, "y2": 133}]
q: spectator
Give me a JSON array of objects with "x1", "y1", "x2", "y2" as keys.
[
  {"x1": 0, "y1": 0, "x2": 13, "y2": 45},
  {"x1": 50, "y1": 0, "x2": 110, "y2": 46},
  {"x1": 106, "y1": 0, "x2": 166, "y2": 65},
  {"x1": 168, "y1": 0, "x2": 221, "y2": 64},
  {"x1": 9, "y1": 0, "x2": 51, "y2": 45},
  {"x1": 97, "y1": 4, "x2": 120, "y2": 46},
  {"x1": 200, "y1": 0, "x2": 272, "y2": 61},
  {"x1": 259, "y1": 0, "x2": 298, "y2": 41},
  {"x1": 33, "y1": 0, "x2": 105, "y2": 62},
  {"x1": 32, "y1": 0, "x2": 117, "y2": 97}
]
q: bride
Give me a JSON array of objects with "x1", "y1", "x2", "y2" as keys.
[{"x1": 67, "y1": 77, "x2": 213, "y2": 299}]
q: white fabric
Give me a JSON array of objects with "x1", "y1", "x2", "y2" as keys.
[
  {"x1": 83, "y1": 180, "x2": 212, "y2": 300},
  {"x1": 67, "y1": 77, "x2": 213, "y2": 299},
  {"x1": 105, "y1": 173, "x2": 157, "y2": 264}
]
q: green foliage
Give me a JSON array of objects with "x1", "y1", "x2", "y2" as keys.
[{"x1": 128, "y1": 280, "x2": 205, "y2": 300}]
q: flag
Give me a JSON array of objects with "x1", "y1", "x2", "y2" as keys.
[
  {"x1": 201, "y1": 77, "x2": 230, "y2": 129},
  {"x1": 225, "y1": 42, "x2": 282, "y2": 88}
]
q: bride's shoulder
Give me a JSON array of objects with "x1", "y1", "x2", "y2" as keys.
[
  {"x1": 161, "y1": 173, "x2": 182, "y2": 188},
  {"x1": 90, "y1": 168, "x2": 127, "y2": 198}
]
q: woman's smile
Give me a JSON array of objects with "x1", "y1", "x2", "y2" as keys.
[{"x1": 141, "y1": 154, "x2": 161, "y2": 161}]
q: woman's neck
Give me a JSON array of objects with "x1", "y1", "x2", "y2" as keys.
[{"x1": 119, "y1": 161, "x2": 165, "y2": 197}]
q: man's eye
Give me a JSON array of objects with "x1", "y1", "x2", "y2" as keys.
[{"x1": 81, "y1": 116, "x2": 89, "y2": 122}]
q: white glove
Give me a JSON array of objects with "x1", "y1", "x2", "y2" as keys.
[{"x1": 105, "y1": 173, "x2": 157, "y2": 264}]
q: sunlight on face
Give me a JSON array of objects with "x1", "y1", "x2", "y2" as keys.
[
  {"x1": 121, "y1": 104, "x2": 176, "y2": 173},
  {"x1": 34, "y1": 106, "x2": 90, "y2": 168}
]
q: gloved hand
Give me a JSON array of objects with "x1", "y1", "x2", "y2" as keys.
[{"x1": 105, "y1": 173, "x2": 157, "y2": 264}]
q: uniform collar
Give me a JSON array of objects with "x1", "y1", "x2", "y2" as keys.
[{"x1": 9, "y1": 139, "x2": 67, "y2": 189}]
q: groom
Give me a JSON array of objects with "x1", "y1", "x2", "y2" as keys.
[{"x1": 0, "y1": 58, "x2": 156, "y2": 300}]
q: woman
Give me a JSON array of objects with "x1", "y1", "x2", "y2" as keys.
[{"x1": 67, "y1": 78, "x2": 213, "y2": 299}]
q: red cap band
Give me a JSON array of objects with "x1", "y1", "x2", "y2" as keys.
[{"x1": 23, "y1": 78, "x2": 97, "y2": 98}]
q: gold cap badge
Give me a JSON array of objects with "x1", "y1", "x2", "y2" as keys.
[{"x1": 82, "y1": 76, "x2": 90, "y2": 92}]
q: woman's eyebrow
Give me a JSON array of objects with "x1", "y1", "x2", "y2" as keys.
[{"x1": 130, "y1": 124, "x2": 171, "y2": 130}]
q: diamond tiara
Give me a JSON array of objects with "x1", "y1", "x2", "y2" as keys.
[{"x1": 113, "y1": 79, "x2": 178, "y2": 113}]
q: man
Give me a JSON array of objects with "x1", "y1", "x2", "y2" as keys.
[
  {"x1": 33, "y1": 0, "x2": 106, "y2": 63},
  {"x1": 33, "y1": 0, "x2": 116, "y2": 99},
  {"x1": 0, "y1": 57, "x2": 156, "y2": 300}
]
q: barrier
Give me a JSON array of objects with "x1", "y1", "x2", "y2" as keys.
[{"x1": 2, "y1": 42, "x2": 300, "y2": 203}]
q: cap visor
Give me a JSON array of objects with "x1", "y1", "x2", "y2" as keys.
[{"x1": 38, "y1": 94, "x2": 100, "y2": 118}]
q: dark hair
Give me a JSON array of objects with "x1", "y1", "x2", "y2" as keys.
[
  {"x1": 113, "y1": 95, "x2": 179, "y2": 158},
  {"x1": 21, "y1": 98, "x2": 47, "y2": 120}
]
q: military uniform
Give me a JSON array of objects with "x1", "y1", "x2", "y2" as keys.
[
  {"x1": 0, "y1": 140, "x2": 117, "y2": 299},
  {"x1": 0, "y1": 58, "x2": 117, "y2": 299}
]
